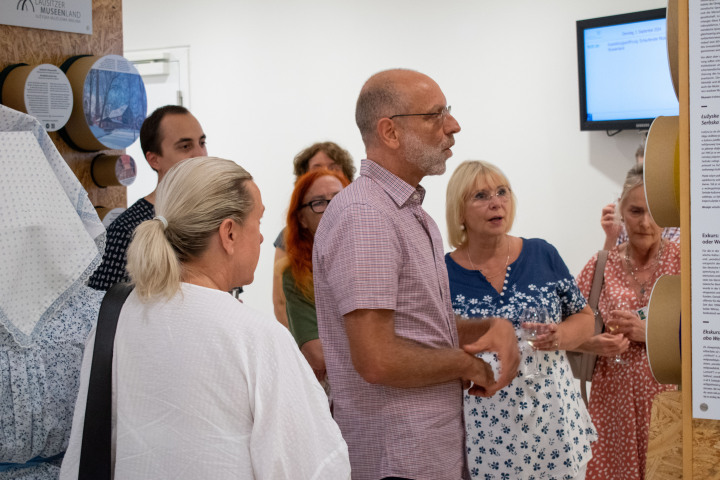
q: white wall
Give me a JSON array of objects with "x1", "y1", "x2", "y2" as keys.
[{"x1": 123, "y1": 0, "x2": 667, "y2": 316}]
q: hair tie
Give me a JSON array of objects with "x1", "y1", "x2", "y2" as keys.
[{"x1": 154, "y1": 215, "x2": 168, "y2": 230}]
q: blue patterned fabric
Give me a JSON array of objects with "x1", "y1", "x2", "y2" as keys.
[
  {"x1": 0, "y1": 285, "x2": 103, "y2": 480},
  {"x1": 446, "y1": 238, "x2": 597, "y2": 480},
  {"x1": 0, "y1": 105, "x2": 105, "y2": 479}
]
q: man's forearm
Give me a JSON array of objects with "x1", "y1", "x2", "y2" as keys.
[
  {"x1": 456, "y1": 317, "x2": 495, "y2": 346},
  {"x1": 345, "y1": 309, "x2": 491, "y2": 389}
]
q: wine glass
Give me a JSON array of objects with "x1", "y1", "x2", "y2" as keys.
[
  {"x1": 520, "y1": 307, "x2": 541, "y2": 378},
  {"x1": 536, "y1": 307, "x2": 551, "y2": 374},
  {"x1": 607, "y1": 299, "x2": 628, "y2": 365}
]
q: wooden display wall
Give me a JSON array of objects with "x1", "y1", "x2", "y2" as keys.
[
  {"x1": 0, "y1": 0, "x2": 126, "y2": 210},
  {"x1": 644, "y1": 1, "x2": 720, "y2": 478}
]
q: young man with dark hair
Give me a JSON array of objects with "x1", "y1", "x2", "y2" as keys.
[{"x1": 88, "y1": 105, "x2": 207, "y2": 290}]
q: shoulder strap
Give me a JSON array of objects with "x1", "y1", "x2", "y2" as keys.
[
  {"x1": 588, "y1": 250, "x2": 608, "y2": 333},
  {"x1": 78, "y1": 282, "x2": 134, "y2": 480},
  {"x1": 579, "y1": 250, "x2": 608, "y2": 404}
]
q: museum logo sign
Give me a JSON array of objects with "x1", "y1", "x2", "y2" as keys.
[{"x1": 3, "y1": 0, "x2": 91, "y2": 34}]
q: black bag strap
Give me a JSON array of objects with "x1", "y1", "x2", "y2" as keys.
[
  {"x1": 78, "y1": 282, "x2": 134, "y2": 480},
  {"x1": 579, "y1": 250, "x2": 608, "y2": 404}
]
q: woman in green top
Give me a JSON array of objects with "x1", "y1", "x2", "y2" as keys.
[{"x1": 277, "y1": 168, "x2": 350, "y2": 384}]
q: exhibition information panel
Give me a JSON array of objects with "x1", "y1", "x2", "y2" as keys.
[{"x1": 691, "y1": 0, "x2": 720, "y2": 420}]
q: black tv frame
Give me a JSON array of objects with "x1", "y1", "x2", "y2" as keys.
[{"x1": 576, "y1": 8, "x2": 672, "y2": 132}]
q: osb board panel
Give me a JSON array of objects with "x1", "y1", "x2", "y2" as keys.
[
  {"x1": 0, "y1": 0, "x2": 126, "y2": 210},
  {"x1": 692, "y1": 417, "x2": 720, "y2": 479},
  {"x1": 647, "y1": 391, "x2": 683, "y2": 479},
  {"x1": 646, "y1": 391, "x2": 720, "y2": 479}
]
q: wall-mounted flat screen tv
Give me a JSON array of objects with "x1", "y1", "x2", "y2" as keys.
[{"x1": 576, "y1": 8, "x2": 679, "y2": 131}]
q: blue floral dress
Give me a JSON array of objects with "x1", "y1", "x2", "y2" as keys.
[
  {"x1": 446, "y1": 238, "x2": 597, "y2": 480},
  {"x1": 0, "y1": 285, "x2": 103, "y2": 479}
]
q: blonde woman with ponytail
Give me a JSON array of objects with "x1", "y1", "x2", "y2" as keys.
[{"x1": 61, "y1": 157, "x2": 350, "y2": 480}]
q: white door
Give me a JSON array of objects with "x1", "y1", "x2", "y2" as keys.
[{"x1": 123, "y1": 47, "x2": 190, "y2": 207}]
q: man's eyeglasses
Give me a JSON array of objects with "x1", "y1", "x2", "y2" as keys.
[
  {"x1": 300, "y1": 198, "x2": 332, "y2": 214},
  {"x1": 389, "y1": 105, "x2": 452, "y2": 121},
  {"x1": 471, "y1": 187, "x2": 512, "y2": 205}
]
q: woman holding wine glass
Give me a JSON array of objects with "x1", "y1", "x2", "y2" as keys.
[
  {"x1": 576, "y1": 163, "x2": 680, "y2": 480},
  {"x1": 445, "y1": 160, "x2": 597, "y2": 480}
]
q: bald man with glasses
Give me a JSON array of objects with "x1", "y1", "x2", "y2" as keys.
[{"x1": 313, "y1": 69, "x2": 519, "y2": 480}]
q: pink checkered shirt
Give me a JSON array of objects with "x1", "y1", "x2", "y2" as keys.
[{"x1": 313, "y1": 159, "x2": 467, "y2": 480}]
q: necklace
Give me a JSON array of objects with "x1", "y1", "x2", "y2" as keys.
[
  {"x1": 467, "y1": 238, "x2": 510, "y2": 280},
  {"x1": 624, "y1": 239, "x2": 664, "y2": 299}
]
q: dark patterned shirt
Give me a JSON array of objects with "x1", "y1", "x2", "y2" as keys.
[{"x1": 87, "y1": 198, "x2": 154, "y2": 291}]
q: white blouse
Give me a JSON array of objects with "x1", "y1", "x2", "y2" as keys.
[{"x1": 60, "y1": 283, "x2": 350, "y2": 480}]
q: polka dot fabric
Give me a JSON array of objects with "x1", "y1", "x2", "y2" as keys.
[
  {"x1": 576, "y1": 242, "x2": 679, "y2": 480},
  {"x1": 0, "y1": 104, "x2": 106, "y2": 475},
  {"x1": 0, "y1": 105, "x2": 104, "y2": 347}
]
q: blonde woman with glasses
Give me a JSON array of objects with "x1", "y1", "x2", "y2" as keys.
[{"x1": 445, "y1": 160, "x2": 597, "y2": 480}]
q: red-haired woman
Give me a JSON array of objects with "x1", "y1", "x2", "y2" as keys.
[{"x1": 278, "y1": 168, "x2": 350, "y2": 384}]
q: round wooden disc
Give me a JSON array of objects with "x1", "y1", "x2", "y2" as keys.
[
  {"x1": 1, "y1": 64, "x2": 73, "y2": 132},
  {"x1": 63, "y1": 54, "x2": 146, "y2": 151},
  {"x1": 646, "y1": 274, "x2": 681, "y2": 385},
  {"x1": 644, "y1": 115, "x2": 680, "y2": 227}
]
